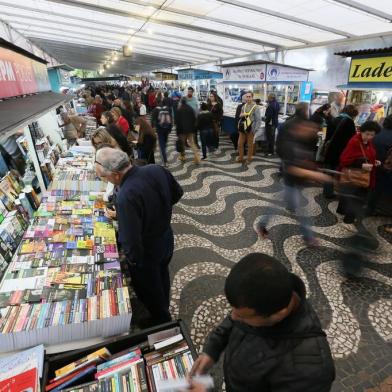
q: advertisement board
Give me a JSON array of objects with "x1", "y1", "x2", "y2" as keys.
[
  {"x1": 0, "y1": 47, "x2": 50, "y2": 99},
  {"x1": 348, "y1": 56, "x2": 392, "y2": 83},
  {"x1": 223, "y1": 64, "x2": 266, "y2": 82},
  {"x1": 266, "y1": 64, "x2": 308, "y2": 82}
]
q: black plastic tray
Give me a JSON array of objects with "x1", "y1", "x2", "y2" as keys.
[{"x1": 42, "y1": 319, "x2": 196, "y2": 390}]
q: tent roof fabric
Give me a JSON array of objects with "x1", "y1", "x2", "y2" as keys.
[
  {"x1": 0, "y1": 92, "x2": 71, "y2": 135},
  {"x1": 335, "y1": 47, "x2": 392, "y2": 57},
  {"x1": 1, "y1": 0, "x2": 392, "y2": 73}
]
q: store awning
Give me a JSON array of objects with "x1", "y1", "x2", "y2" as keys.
[
  {"x1": 337, "y1": 83, "x2": 392, "y2": 90},
  {"x1": 335, "y1": 48, "x2": 392, "y2": 57},
  {"x1": 0, "y1": 91, "x2": 72, "y2": 135}
]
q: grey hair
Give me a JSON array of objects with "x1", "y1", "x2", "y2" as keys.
[{"x1": 95, "y1": 147, "x2": 130, "y2": 174}]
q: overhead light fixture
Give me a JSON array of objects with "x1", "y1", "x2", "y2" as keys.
[
  {"x1": 123, "y1": 45, "x2": 133, "y2": 57},
  {"x1": 111, "y1": 61, "x2": 115, "y2": 65}
]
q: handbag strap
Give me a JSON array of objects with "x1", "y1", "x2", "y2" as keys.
[{"x1": 359, "y1": 141, "x2": 368, "y2": 164}]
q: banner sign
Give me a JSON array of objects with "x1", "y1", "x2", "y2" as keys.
[
  {"x1": 266, "y1": 64, "x2": 308, "y2": 82},
  {"x1": 154, "y1": 72, "x2": 178, "y2": 81},
  {"x1": 223, "y1": 64, "x2": 266, "y2": 82},
  {"x1": 348, "y1": 56, "x2": 392, "y2": 83},
  {"x1": 178, "y1": 69, "x2": 223, "y2": 81},
  {"x1": 0, "y1": 47, "x2": 50, "y2": 99}
]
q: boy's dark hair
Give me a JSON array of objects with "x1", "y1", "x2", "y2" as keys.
[
  {"x1": 188, "y1": 86, "x2": 194, "y2": 92},
  {"x1": 360, "y1": 120, "x2": 381, "y2": 134},
  {"x1": 225, "y1": 253, "x2": 294, "y2": 316}
]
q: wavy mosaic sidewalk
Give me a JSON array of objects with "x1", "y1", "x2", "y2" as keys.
[{"x1": 162, "y1": 134, "x2": 392, "y2": 391}]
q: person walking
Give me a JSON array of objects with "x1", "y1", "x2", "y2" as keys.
[
  {"x1": 135, "y1": 95, "x2": 147, "y2": 117},
  {"x1": 191, "y1": 253, "x2": 335, "y2": 392},
  {"x1": 175, "y1": 98, "x2": 200, "y2": 164},
  {"x1": 236, "y1": 91, "x2": 262, "y2": 164},
  {"x1": 337, "y1": 121, "x2": 381, "y2": 224},
  {"x1": 264, "y1": 93, "x2": 280, "y2": 156},
  {"x1": 323, "y1": 105, "x2": 359, "y2": 198},
  {"x1": 87, "y1": 95, "x2": 105, "y2": 125},
  {"x1": 151, "y1": 99, "x2": 172, "y2": 166},
  {"x1": 259, "y1": 114, "x2": 331, "y2": 246},
  {"x1": 207, "y1": 91, "x2": 223, "y2": 151},
  {"x1": 197, "y1": 102, "x2": 215, "y2": 160},
  {"x1": 94, "y1": 148, "x2": 183, "y2": 326}
]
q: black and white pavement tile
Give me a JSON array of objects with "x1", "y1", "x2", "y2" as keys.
[{"x1": 159, "y1": 134, "x2": 392, "y2": 391}]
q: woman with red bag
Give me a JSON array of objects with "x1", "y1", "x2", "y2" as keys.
[{"x1": 337, "y1": 121, "x2": 381, "y2": 224}]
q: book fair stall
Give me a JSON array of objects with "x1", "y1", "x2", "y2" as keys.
[
  {"x1": 177, "y1": 68, "x2": 223, "y2": 102},
  {"x1": 221, "y1": 60, "x2": 312, "y2": 136},
  {"x1": 335, "y1": 48, "x2": 392, "y2": 124}
]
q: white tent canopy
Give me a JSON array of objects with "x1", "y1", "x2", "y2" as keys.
[{"x1": 0, "y1": 0, "x2": 391, "y2": 74}]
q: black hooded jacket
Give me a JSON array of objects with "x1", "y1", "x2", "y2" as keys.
[{"x1": 203, "y1": 274, "x2": 335, "y2": 392}]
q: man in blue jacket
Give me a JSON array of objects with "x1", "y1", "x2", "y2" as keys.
[{"x1": 95, "y1": 147, "x2": 183, "y2": 326}]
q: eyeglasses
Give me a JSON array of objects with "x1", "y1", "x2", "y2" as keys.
[{"x1": 94, "y1": 159, "x2": 105, "y2": 168}]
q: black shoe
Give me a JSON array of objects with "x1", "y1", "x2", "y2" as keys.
[{"x1": 202, "y1": 156, "x2": 207, "y2": 160}]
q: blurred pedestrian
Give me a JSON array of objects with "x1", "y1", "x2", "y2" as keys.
[
  {"x1": 175, "y1": 98, "x2": 200, "y2": 164},
  {"x1": 264, "y1": 93, "x2": 280, "y2": 156},
  {"x1": 323, "y1": 105, "x2": 359, "y2": 198},
  {"x1": 207, "y1": 91, "x2": 223, "y2": 151},
  {"x1": 259, "y1": 109, "x2": 331, "y2": 246},
  {"x1": 197, "y1": 102, "x2": 214, "y2": 160}
]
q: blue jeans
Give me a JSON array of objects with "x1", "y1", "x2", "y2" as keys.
[
  {"x1": 257, "y1": 184, "x2": 313, "y2": 241},
  {"x1": 200, "y1": 128, "x2": 213, "y2": 158},
  {"x1": 157, "y1": 130, "x2": 169, "y2": 163}
]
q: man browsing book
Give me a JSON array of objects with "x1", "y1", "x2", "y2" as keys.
[
  {"x1": 94, "y1": 147, "x2": 183, "y2": 326},
  {"x1": 191, "y1": 253, "x2": 335, "y2": 392}
]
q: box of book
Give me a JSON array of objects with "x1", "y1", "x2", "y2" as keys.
[{"x1": 43, "y1": 320, "x2": 199, "y2": 392}]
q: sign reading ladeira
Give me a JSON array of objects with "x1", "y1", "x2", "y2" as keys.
[{"x1": 349, "y1": 56, "x2": 392, "y2": 83}]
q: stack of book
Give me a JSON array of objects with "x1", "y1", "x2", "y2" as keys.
[
  {"x1": 0, "y1": 152, "x2": 132, "y2": 352},
  {"x1": 0, "y1": 344, "x2": 44, "y2": 392},
  {"x1": 44, "y1": 328, "x2": 205, "y2": 392}
]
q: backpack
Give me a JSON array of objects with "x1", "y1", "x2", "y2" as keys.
[
  {"x1": 383, "y1": 147, "x2": 392, "y2": 171},
  {"x1": 157, "y1": 106, "x2": 172, "y2": 130}
]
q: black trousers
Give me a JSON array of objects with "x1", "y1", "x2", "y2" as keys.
[
  {"x1": 129, "y1": 228, "x2": 174, "y2": 324},
  {"x1": 265, "y1": 125, "x2": 276, "y2": 154}
]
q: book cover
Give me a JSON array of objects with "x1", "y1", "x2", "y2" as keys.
[{"x1": 55, "y1": 347, "x2": 110, "y2": 377}]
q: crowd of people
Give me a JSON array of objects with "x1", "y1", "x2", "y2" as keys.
[{"x1": 60, "y1": 82, "x2": 392, "y2": 391}]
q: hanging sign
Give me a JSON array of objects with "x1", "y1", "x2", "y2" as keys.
[
  {"x1": 0, "y1": 47, "x2": 50, "y2": 99},
  {"x1": 348, "y1": 56, "x2": 392, "y2": 83},
  {"x1": 223, "y1": 64, "x2": 266, "y2": 82},
  {"x1": 266, "y1": 64, "x2": 308, "y2": 82}
]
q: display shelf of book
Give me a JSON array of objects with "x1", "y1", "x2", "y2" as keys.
[
  {"x1": 0, "y1": 151, "x2": 132, "y2": 353},
  {"x1": 42, "y1": 320, "x2": 198, "y2": 392}
]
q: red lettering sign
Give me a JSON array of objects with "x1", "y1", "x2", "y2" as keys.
[{"x1": 0, "y1": 47, "x2": 48, "y2": 98}]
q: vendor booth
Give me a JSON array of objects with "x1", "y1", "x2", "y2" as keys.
[
  {"x1": 220, "y1": 60, "x2": 312, "y2": 136},
  {"x1": 335, "y1": 48, "x2": 392, "y2": 124},
  {"x1": 177, "y1": 68, "x2": 223, "y2": 102},
  {"x1": 47, "y1": 64, "x2": 74, "y2": 93},
  {"x1": 151, "y1": 71, "x2": 178, "y2": 90}
]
